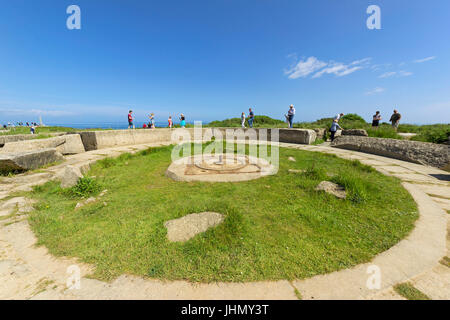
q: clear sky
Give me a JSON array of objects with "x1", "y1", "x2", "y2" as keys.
[{"x1": 1, "y1": 0, "x2": 449, "y2": 125}]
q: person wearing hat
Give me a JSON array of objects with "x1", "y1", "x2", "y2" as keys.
[{"x1": 287, "y1": 104, "x2": 296, "y2": 128}]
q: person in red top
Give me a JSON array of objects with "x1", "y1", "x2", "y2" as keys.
[
  {"x1": 168, "y1": 116, "x2": 173, "y2": 128},
  {"x1": 128, "y1": 110, "x2": 134, "y2": 129}
]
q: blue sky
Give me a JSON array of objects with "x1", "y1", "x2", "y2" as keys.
[{"x1": 0, "y1": 0, "x2": 449, "y2": 125}]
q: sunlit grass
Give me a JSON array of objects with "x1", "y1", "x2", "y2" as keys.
[{"x1": 28, "y1": 144, "x2": 418, "y2": 282}]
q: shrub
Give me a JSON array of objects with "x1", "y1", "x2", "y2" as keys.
[
  {"x1": 208, "y1": 115, "x2": 285, "y2": 127},
  {"x1": 67, "y1": 177, "x2": 101, "y2": 198},
  {"x1": 410, "y1": 127, "x2": 450, "y2": 144},
  {"x1": 341, "y1": 113, "x2": 365, "y2": 122}
]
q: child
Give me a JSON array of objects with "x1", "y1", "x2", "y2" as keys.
[
  {"x1": 329, "y1": 120, "x2": 343, "y2": 142},
  {"x1": 241, "y1": 112, "x2": 246, "y2": 128},
  {"x1": 168, "y1": 116, "x2": 173, "y2": 128}
]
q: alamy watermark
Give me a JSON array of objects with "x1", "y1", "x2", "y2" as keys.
[
  {"x1": 367, "y1": 5, "x2": 381, "y2": 30},
  {"x1": 67, "y1": 5, "x2": 81, "y2": 30},
  {"x1": 66, "y1": 264, "x2": 81, "y2": 290}
]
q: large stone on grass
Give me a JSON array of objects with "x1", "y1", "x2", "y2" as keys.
[
  {"x1": 0, "y1": 134, "x2": 85, "y2": 155},
  {"x1": 331, "y1": 136, "x2": 450, "y2": 170},
  {"x1": 164, "y1": 212, "x2": 224, "y2": 242},
  {"x1": 315, "y1": 181, "x2": 346, "y2": 199},
  {"x1": 0, "y1": 148, "x2": 63, "y2": 172},
  {"x1": 342, "y1": 129, "x2": 368, "y2": 137},
  {"x1": 279, "y1": 129, "x2": 317, "y2": 145},
  {"x1": 60, "y1": 165, "x2": 83, "y2": 188}
]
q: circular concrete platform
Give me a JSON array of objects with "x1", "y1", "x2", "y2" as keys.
[{"x1": 166, "y1": 153, "x2": 276, "y2": 182}]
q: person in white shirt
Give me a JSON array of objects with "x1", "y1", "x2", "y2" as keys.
[
  {"x1": 287, "y1": 105, "x2": 295, "y2": 128},
  {"x1": 334, "y1": 113, "x2": 344, "y2": 121},
  {"x1": 241, "y1": 112, "x2": 246, "y2": 128}
]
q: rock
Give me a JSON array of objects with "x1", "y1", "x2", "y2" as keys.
[
  {"x1": 164, "y1": 212, "x2": 224, "y2": 242},
  {"x1": 99, "y1": 190, "x2": 108, "y2": 197},
  {"x1": 314, "y1": 128, "x2": 327, "y2": 140},
  {"x1": 0, "y1": 148, "x2": 63, "y2": 172},
  {"x1": 75, "y1": 197, "x2": 96, "y2": 209},
  {"x1": 331, "y1": 136, "x2": 450, "y2": 170},
  {"x1": 0, "y1": 134, "x2": 85, "y2": 155},
  {"x1": 342, "y1": 129, "x2": 368, "y2": 137},
  {"x1": 60, "y1": 165, "x2": 83, "y2": 189},
  {"x1": 0, "y1": 197, "x2": 35, "y2": 216},
  {"x1": 279, "y1": 129, "x2": 317, "y2": 145},
  {"x1": 315, "y1": 181, "x2": 346, "y2": 199},
  {"x1": 288, "y1": 157, "x2": 296, "y2": 162}
]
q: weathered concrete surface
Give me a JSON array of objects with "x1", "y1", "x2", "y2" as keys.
[
  {"x1": 79, "y1": 128, "x2": 317, "y2": 151},
  {"x1": 314, "y1": 128, "x2": 327, "y2": 140},
  {"x1": 315, "y1": 181, "x2": 346, "y2": 199},
  {"x1": 331, "y1": 136, "x2": 450, "y2": 170},
  {"x1": 0, "y1": 134, "x2": 37, "y2": 146},
  {"x1": 0, "y1": 148, "x2": 63, "y2": 172},
  {"x1": 59, "y1": 165, "x2": 83, "y2": 188},
  {"x1": 166, "y1": 154, "x2": 276, "y2": 182},
  {"x1": 164, "y1": 212, "x2": 224, "y2": 242},
  {"x1": 342, "y1": 129, "x2": 368, "y2": 137},
  {"x1": 279, "y1": 129, "x2": 316, "y2": 145},
  {"x1": 79, "y1": 130, "x2": 174, "y2": 151},
  {"x1": 0, "y1": 134, "x2": 85, "y2": 155}
]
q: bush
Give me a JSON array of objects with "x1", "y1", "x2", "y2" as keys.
[
  {"x1": 410, "y1": 127, "x2": 450, "y2": 144},
  {"x1": 341, "y1": 113, "x2": 365, "y2": 122},
  {"x1": 208, "y1": 115, "x2": 285, "y2": 127},
  {"x1": 67, "y1": 177, "x2": 101, "y2": 198}
]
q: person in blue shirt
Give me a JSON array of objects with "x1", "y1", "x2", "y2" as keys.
[
  {"x1": 247, "y1": 108, "x2": 255, "y2": 128},
  {"x1": 329, "y1": 119, "x2": 343, "y2": 142}
]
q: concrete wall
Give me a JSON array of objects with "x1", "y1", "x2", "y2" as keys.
[
  {"x1": 0, "y1": 134, "x2": 85, "y2": 155},
  {"x1": 0, "y1": 134, "x2": 37, "y2": 147},
  {"x1": 79, "y1": 128, "x2": 317, "y2": 151},
  {"x1": 331, "y1": 135, "x2": 450, "y2": 170},
  {"x1": 0, "y1": 148, "x2": 64, "y2": 172}
]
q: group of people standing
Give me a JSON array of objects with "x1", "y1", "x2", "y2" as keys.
[
  {"x1": 328, "y1": 109, "x2": 403, "y2": 142},
  {"x1": 126, "y1": 107, "x2": 403, "y2": 136},
  {"x1": 240, "y1": 108, "x2": 255, "y2": 128},
  {"x1": 371, "y1": 109, "x2": 402, "y2": 131},
  {"x1": 127, "y1": 110, "x2": 186, "y2": 129}
]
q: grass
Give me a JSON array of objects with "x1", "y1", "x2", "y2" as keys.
[
  {"x1": 0, "y1": 126, "x2": 108, "y2": 136},
  {"x1": 28, "y1": 144, "x2": 418, "y2": 282},
  {"x1": 394, "y1": 283, "x2": 431, "y2": 300}
]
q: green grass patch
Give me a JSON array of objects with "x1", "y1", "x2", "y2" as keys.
[
  {"x1": 28, "y1": 144, "x2": 418, "y2": 282},
  {"x1": 394, "y1": 283, "x2": 431, "y2": 300}
]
